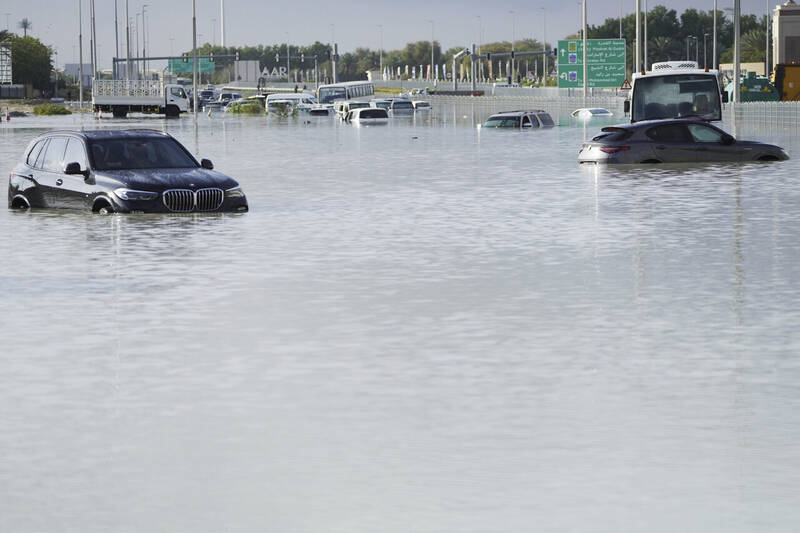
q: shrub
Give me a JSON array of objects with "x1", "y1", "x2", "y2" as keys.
[
  {"x1": 228, "y1": 101, "x2": 262, "y2": 115},
  {"x1": 33, "y1": 103, "x2": 72, "y2": 115}
]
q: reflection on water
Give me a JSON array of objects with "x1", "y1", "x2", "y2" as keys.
[{"x1": 1, "y1": 107, "x2": 799, "y2": 532}]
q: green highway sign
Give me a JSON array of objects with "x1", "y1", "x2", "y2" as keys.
[
  {"x1": 557, "y1": 39, "x2": 626, "y2": 89},
  {"x1": 168, "y1": 57, "x2": 215, "y2": 74}
]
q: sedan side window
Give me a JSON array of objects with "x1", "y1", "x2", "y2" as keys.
[
  {"x1": 42, "y1": 137, "x2": 68, "y2": 172},
  {"x1": 63, "y1": 138, "x2": 89, "y2": 170},
  {"x1": 687, "y1": 124, "x2": 726, "y2": 143},
  {"x1": 645, "y1": 124, "x2": 693, "y2": 142}
]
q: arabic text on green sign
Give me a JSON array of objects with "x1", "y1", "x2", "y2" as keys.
[
  {"x1": 556, "y1": 39, "x2": 626, "y2": 88},
  {"x1": 168, "y1": 58, "x2": 215, "y2": 73}
]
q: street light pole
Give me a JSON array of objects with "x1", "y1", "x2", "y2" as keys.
[
  {"x1": 125, "y1": 0, "x2": 130, "y2": 78},
  {"x1": 476, "y1": 16, "x2": 482, "y2": 82},
  {"x1": 114, "y1": 0, "x2": 119, "y2": 79},
  {"x1": 78, "y1": 0, "x2": 83, "y2": 108},
  {"x1": 635, "y1": 0, "x2": 641, "y2": 71},
  {"x1": 378, "y1": 24, "x2": 383, "y2": 77},
  {"x1": 142, "y1": 5, "x2": 147, "y2": 77},
  {"x1": 704, "y1": 33, "x2": 709, "y2": 69},
  {"x1": 510, "y1": 10, "x2": 515, "y2": 84},
  {"x1": 713, "y1": 0, "x2": 718, "y2": 70},
  {"x1": 734, "y1": 0, "x2": 740, "y2": 103},
  {"x1": 192, "y1": 0, "x2": 197, "y2": 121},
  {"x1": 429, "y1": 19, "x2": 434, "y2": 83},
  {"x1": 766, "y1": 0, "x2": 770, "y2": 77},
  {"x1": 582, "y1": 0, "x2": 588, "y2": 101},
  {"x1": 541, "y1": 7, "x2": 546, "y2": 86}
]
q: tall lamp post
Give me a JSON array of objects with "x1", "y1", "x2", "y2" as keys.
[
  {"x1": 428, "y1": 19, "x2": 434, "y2": 83},
  {"x1": 378, "y1": 24, "x2": 383, "y2": 78},
  {"x1": 510, "y1": 10, "x2": 515, "y2": 83},
  {"x1": 713, "y1": 0, "x2": 718, "y2": 70},
  {"x1": 704, "y1": 33, "x2": 709, "y2": 69},
  {"x1": 541, "y1": 7, "x2": 547, "y2": 86},
  {"x1": 476, "y1": 16, "x2": 482, "y2": 82}
]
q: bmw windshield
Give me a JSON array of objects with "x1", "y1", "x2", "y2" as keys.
[{"x1": 89, "y1": 138, "x2": 198, "y2": 170}]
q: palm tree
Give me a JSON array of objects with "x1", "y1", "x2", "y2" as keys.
[
  {"x1": 650, "y1": 36, "x2": 675, "y2": 63},
  {"x1": 18, "y1": 18, "x2": 32, "y2": 37}
]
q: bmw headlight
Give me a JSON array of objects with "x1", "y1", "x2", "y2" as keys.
[
  {"x1": 114, "y1": 188, "x2": 158, "y2": 201},
  {"x1": 225, "y1": 186, "x2": 245, "y2": 199}
]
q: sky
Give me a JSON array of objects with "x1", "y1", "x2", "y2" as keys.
[{"x1": 2, "y1": 0, "x2": 776, "y2": 69}]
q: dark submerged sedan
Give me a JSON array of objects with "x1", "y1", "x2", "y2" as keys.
[
  {"x1": 8, "y1": 129, "x2": 248, "y2": 213},
  {"x1": 578, "y1": 119, "x2": 789, "y2": 164}
]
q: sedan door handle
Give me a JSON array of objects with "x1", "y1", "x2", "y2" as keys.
[{"x1": 56, "y1": 178, "x2": 63, "y2": 186}]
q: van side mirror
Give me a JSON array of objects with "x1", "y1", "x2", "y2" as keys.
[
  {"x1": 200, "y1": 158, "x2": 214, "y2": 170},
  {"x1": 623, "y1": 100, "x2": 631, "y2": 114},
  {"x1": 721, "y1": 92, "x2": 729, "y2": 104}
]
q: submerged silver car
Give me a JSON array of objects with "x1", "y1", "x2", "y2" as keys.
[{"x1": 578, "y1": 119, "x2": 789, "y2": 164}]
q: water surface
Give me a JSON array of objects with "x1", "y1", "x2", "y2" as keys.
[{"x1": 1, "y1": 106, "x2": 799, "y2": 532}]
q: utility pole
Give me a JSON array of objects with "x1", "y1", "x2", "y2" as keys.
[
  {"x1": 766, "y1": 0, "x2": 770, "y2": 77},
  {"x1": 286, "y1": 34, "x2": 290, "y2": 84},
  {"x1": 192, "y1": 0, "x2": 197, "y2": 121},
  {"x1": 476, "y1": 16, "x2": 482, "y2": 82},
  {"x1": 733, "y1": 0, "x2": 740, "y2": 103},
  {"x1": 541, "y1": 7, "x2": 546, "y2": 86},
  {"x1": 142, "y1": 5, "x2": 147, "y2": 77},
  {"x1": 644, "y1": 0, "x2": 648, "y2": 71},
  {"x1": 78, "y1": 0, "x2": 83, "y2": 108},
  {"x1": 378, "y1": 24, "x2": 383, "y2": 76},
  {"x1": 582, "y1": 0, "x2": 588, "y2": 101},
  {"x1": 713, "y1": 0, "x2": 718, "y2": 70},
  {"x1": 635, "y1": 0, "x2": 640, "y2": 72},
  {"x1": 429, "y1": 20, "x2": 435, "y2": 83},
  {"x1": 704, "y1": 33, "x2": 709, "y2": 69},
  {"x1": 125, "y1": 0, "x2": 131, "y2": 78},
  {"x1": 510, "y1": 10, "x2": 515, "y2": 84},
  {"x1": 220, "y1": 0, "x2": 225, "y2": 47},
  {"x1": 89, "y1": 0, "x2": 96, "y2": 81},
  {"x1": 114, "y1": 0, "x2": 119, "y2": 78},
  {"x1": 619, "y1": 0, "x2": 622, "y2": 39}
]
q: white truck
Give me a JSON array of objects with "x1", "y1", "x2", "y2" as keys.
[
  {"x1": 92, "y1": 79, "x2": 190, "y2": 118},
  {"x1": 624, "y1": 61, "x2": 727, "y2": 123}
]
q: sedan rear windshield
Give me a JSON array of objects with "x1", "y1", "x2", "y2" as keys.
[{"x1": 88, "y1": 138, "x2": 198, "y2": 170}]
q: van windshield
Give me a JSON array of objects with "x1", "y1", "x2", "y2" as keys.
[
  {"x1": 632, "y1": 74, "x2": 721, "y2": 122},
  {"x1": 89, "y1": 138, "x2": 198, "y2": 170}
]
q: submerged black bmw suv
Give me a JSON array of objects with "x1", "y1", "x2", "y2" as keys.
[{"x1": 8, "y1": 129, "x2": 248, "y2": 213}]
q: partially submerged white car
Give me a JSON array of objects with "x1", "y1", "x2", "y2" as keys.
[{"x1": 571, "y1": 107, "x2": 614, "y2": 120}]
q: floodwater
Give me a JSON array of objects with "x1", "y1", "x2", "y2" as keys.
[{"x1": 1, "y1": 105, "x2": 799, "y2": 533}]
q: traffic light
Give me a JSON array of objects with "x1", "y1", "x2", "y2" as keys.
[
  {"x1": 183, "y1": 54, "x2": 188, "y2": 63},
  {"x1": 486, "y1": 52, "x2": 491, "y2": 61},
  {"x1": 510, "y1": 50, "x2": 515, "y2": 59},
  {"x1": 235, "y1": 51, "x2": 240, "y2": 61},
  {"x1": 301, "y1": 54, "x2": 304, "y2": 62},
  {"x1": 275, "y1": 53, "x2": 280, "y2": 62},
  {"x1": 552, "y1": 48, "x2": 557, "y2": 56},
  {"x1": 209, "y1": 52, "x2": 214, "y2": 62}
]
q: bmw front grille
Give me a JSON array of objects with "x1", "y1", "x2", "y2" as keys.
[{"x1": 162, "y1": 188, "x2": 224, "y2": 212}]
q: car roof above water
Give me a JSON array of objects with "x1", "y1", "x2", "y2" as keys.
[{"x1": 37, "y1": 129, "x2": 172, "y2": 141}]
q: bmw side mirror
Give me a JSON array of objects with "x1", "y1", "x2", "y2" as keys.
[
  {"x1": 722, "y1": 134, "x2": 735, "y2": 145},
  {"x1": 64, "y1": 161, "x2": 89, "y2": 178},
  {"x1": 721, "y1": 92, "x2": 729, "y2": 104},
  {"x1": 200, "y1": 158, "x2": 214, "y2": 170},
  {"x1": 623, "y1": 100, "x2": 631, "y2": 114}
]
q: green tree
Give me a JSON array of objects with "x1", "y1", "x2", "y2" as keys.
[{"x1": 9, "y1": 35, "x2": 52, "y2": 89}]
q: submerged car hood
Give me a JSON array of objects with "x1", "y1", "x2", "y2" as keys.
[{"x1": 95, "y1": 167, "x2": 238, "y2": 191}]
